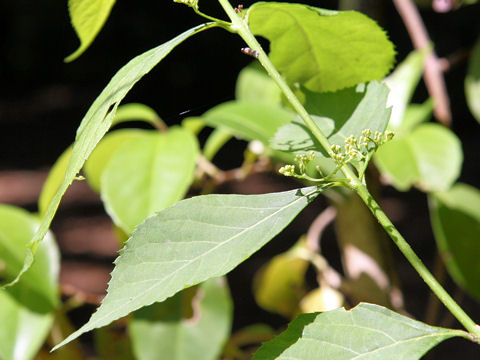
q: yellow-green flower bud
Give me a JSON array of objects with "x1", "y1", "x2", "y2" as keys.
[
  {"x1": 362, "y1": 129, "x2": 372, "y2": 138},
  {"x1": 331, "y1": 144, "x2": 342, "y2": 154}
]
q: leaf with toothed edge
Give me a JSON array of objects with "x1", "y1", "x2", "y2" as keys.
[
  {"x1": 252, "y1": 303, "x2": 470, "y2": 360},
  {"x1": 247, "y1": 2, "x2": 396, "y2": 93},
  {"x1": 52, "y1": 186, "x2": 322, "y2": 350},
  {"x1": 3, "y1": 23, "x2": 215, "y2": 290}
]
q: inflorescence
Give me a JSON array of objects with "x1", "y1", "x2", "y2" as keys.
[{"x1": 279, "y1": 129, "x2": 395, "y2": 186}]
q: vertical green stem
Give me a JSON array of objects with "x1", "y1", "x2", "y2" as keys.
[{"x1": 217, "y1": 0, "x2": 480, "y2": 339}]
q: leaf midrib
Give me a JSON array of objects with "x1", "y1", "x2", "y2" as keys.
[{"x1": 89, "y1": 187, "x2": 319, "y2": 329}]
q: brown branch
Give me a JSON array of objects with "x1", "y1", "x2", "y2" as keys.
[{"x1": 393, "y1": 0, "x2": 452, "y2": 126}]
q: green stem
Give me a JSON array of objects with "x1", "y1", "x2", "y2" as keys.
[
  {"x1": 217, "y1": 0, "x2": 480, "y2": 339},
  {"x1": 217, "y1": 0, "x2": 333, "y2": 157},
  {"x1": 355, "y1": 185, "x2": 480, "y2": 339}
]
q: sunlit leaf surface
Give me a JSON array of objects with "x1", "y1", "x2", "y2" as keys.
[
  {"x1": 248, "y1": 3, "x2": 395, "y2": 92},
  {"x1": 53, "y1": 187, "x2": 322, "y2": 349},
  {"x1": 253, "y1": 303, "x2": 468, "y2": 360}
]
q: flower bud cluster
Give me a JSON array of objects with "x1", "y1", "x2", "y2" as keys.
[
  {"x1": 278, "y1": 164, "x2": 296, "y2": 176},
  {"x1": 330, "y1": 129, "x2": 395, "y2": 166},
  {"x1": 279, "y1": 151, "x2": 316, "y2": 178}
]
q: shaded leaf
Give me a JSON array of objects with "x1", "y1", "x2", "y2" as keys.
[
  {"x1": 248, "y1": 2, "x2": 395, "y2": 92},
  {"x1": 52, "y1": 186, "x2": 322, "y2": 349},
  {"x1": 66, "y1": 0, "x2": 116, "y2": 62},
  {"x1": 252, "y1": 303, "x2": 469, "y2": 360},
  {"x1": 465, "y1": 36, "x2": 480, "y2": 123},
  {"x1": 375, "y1": 123, "x2": 462, "y2": 192},
  {"x1": 129, "y1": 277, "x2": 232, "y2": 360},
  {"x1": 430, "y1": 183, "x2": 480, "y2": 299},
  {"x1": 101, "y1": 127, "x2": 198, "y2": 234},
  {"x1": 0, "y1": 205, "x2": 60, "y2": 360},
  {"x1": 6, "y1": 23, "x2": 214, "y2": 288},
  {"x1": 235, "y1": 63, "x2": 282, "y2": 105},
  {"x1": 253, "y1": 240, "x2": 309, "y2": 318}
]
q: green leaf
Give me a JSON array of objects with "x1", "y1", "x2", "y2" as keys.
[
  {"x1": 4, "y1": 23, "x2": 214, "y2": 288},
  {"x1": 375, "y1": 123, "x2": 462, "y2": 192},
  {"x1": 247, "y1": 2, "x2": 395, "y2": 92},
  {"x1": 129, "y1": 278, "x2": 232, "y2": 360},
  {"x1": 182, "y1": 117, "x2": 206, "y2": 136},
  {"x1": 111, "y1": 103, "x2": 163, "y2": 128},
  {"x1": 84, "y1": 129, "x2": 146, "y2": 192},
  {"x1": 203, "y1": 128, "x2": 232, "y2": 161},
  {"x1": 384, "y1": 49, "x2": 429, "y2": 129},
  {"x1": 253, "y1": 240, "x2": 309, "y2": 318},
  {"x1": 400, "y1": 99, "x2": 434, "y2": 135},
  {"x1": 38, "y1": 146, "x2": 73, "y2": 216},
  {"x1": 0, "y1": 205, "x2": 60, "y2": 360},
  {"x1": 252, "y1": 303, "x2": 469, "y2": 360},
  {"x1": 101, "y1": 127, "x2": 198, "y2": 234},
  {"x1": 430, "y1": 183, "x2": 480, "y2": 299},
  {"x1": 52, "y1": 186, "x2": 322, "y2": 349},
  {"x1": 66, "y1": 0, "x2": 116, "y2": 62},
  {"x1": 235, "y1": 63, "x2": 282, "y2": 105},
  {"x1": 202, "y1": 100, "x2": 295, "y2": 145},
  {"x1": 465, "y1": 36, "x2": 480, "y2": 123},
  {"x1": 271, "y1": 81, "x2": 391, "y2": 157}
]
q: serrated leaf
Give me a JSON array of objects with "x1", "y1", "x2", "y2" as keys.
[
  {"x1": 430, "y1": 183, "x2": 480, "y2": 299},
  {"x1": 129, "y1": 277, "x2": 232, "y2": 360},
  {"x1": 252, "y1": 303, "x2": 469, "y2": 360},
  {"x1": 101, "y1": 127, "x2": 198, "y2": 234},
  {"x1": 465, "y1": 36, "x2": 480, "y2": 123},
  {"x1": 84, "y1": 129, "x2": 146, "y2": 192},
  {"x1": 271, "y1": 81, "x2": 391, "y2": 157},
  {"x1": 248, "y1": 2, "x2": 395, "y2": 92},
  {"x1": 66, "y1": 0, "x2": 116, "y2": 62},
  {"x1": 235, "y1": 63, "x2": 282, "y2": 105},
  {"x1": 5, "y1": 23, "x2": 214, "y2": 288},
  {"x1": 375, "y1": 123, "x2": 462, "y2": 192},
  {"x1": 52, "y1": 186, "x2": 322, "y2": 349},
  {"x1": 384, "y1": 49, "x2": 428, "y2": 129},
  {"x1": 0, "y1": 205, "x2": 60, "y2": 360}
]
